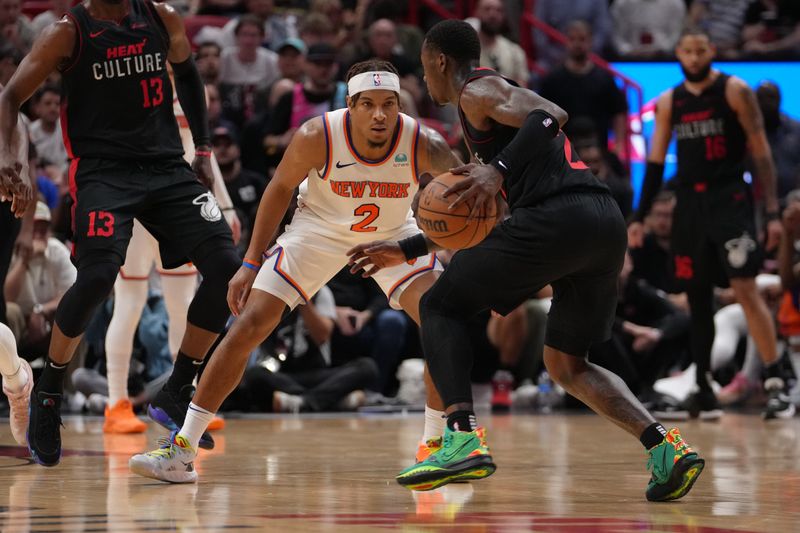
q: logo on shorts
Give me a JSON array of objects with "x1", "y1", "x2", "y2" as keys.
[
  {"x1": 373, "y1": 73, "x2": 382, "y2": 86},
  {"x1": 192, "y1": 192, "x2": 222, "y2": 222},
  {"x1": 725, "y1": 232, "x2": 756, "y2": 269},
  {"x1": 394, "y1": 153, "x2": 409, "y2": 167}
]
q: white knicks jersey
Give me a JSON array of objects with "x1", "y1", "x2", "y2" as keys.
[{"x1": 298, "y1": 108, "x2": 421, "y2": 234}]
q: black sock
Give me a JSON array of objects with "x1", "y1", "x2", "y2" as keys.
[
  {"x1": 36, "y1": 358, "x2": 68, "y2": 394},
  {"x1": 165, "y1": 352, "x2": 203, "y2": 393},
  {"x1": 446, "y1": 410, "x2": 476, "y2": 432},
  {"x1": 765, "y1": 355, "x2": 783, "y2": 380},
  {"x1": 640, "y1": 423, "x2": 668, "y2": 450}
]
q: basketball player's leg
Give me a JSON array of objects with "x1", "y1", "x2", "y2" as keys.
[
  {"x1": 104, "y1": 221, "x2": 157, "y2": 433},
  {"x1": 30, "y1": 162, "x2": 141, "y2": 466},
  {"x1": 159, "y1": 267, "x2": 198, "y2": 359},
  {"x1": 136, "y1": 165, "x2": 239, "y2": 444},
  {"x1": 396, "y1": 268, "x2": 446, "y2": 460},
  {"x1": 726, "y1": 261, "x2": 792, "y2": 418},
  {"x1": 130, "y1": 228, "x2": 347, "y2": 482}
]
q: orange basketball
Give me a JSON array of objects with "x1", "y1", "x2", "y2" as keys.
[{"x1": 416, "y1": 172, "x2": 498, "y2": 250}]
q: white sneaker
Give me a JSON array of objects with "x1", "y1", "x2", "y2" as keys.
[
  {"x1": 3, "y1": 359, "x2": 33, "y2": 445},
  {"x1": 129, "y1": 432, "x2": 198, "y2": 483},
  {"x1": 272, "y1": 391, "x2": 303, "y2": 413}
]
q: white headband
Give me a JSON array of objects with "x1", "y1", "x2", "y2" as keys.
[{"x1": 347, "y1": 71, "x2": 401, "y2": 97}]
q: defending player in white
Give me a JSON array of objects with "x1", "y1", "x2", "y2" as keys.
[{"x1": 129, "y1": 60, "x2": 461, "y2": 482}]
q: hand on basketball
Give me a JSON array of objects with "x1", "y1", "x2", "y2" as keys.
[
  {"x1": 764, "y1": 219, "x2": 782, "y2": 252},
  {"x1": 446, "y1": 163, "x2": 503, "y2": 220},
  {"x1": 627, "y1": 222, "x2": 645, "y2": 248},
  {"x1": 227, "y1": 265, "x2": 258, "y2": 316},
  {"x1": 347, "y1": 240, "x2": 405, "y2": 277},
  {"x1": 192, "y1": 149, "x2": 215, "y2": 190}
]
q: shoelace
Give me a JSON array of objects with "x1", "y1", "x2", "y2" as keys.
[
  {"x1": 647, "y1": 433, "x2": 689, "y2": 479},
  {"x1": 147, "y1": 436, "x2": 182, "y2": 459}
]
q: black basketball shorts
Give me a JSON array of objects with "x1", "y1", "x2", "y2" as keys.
[
  {"x1": 433, "y1": 191, "x2": 627, "y2": 357},
  {"x1": 671, "y1": 180, "x2": 761, "y2": 289},
  {"x1": 67, "y1": 157, "x2": 233, "y2": 269}
]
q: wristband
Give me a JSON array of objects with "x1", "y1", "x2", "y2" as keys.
[
  {"x1": 195, "y1": 150, "x2": 212, "y2": 158},
  {"x1": 398, "y1": 234, "x2": 429, "y2": 260},
  {"x1": 243, "y1": 259, "x2": 261, "y2": 272},
  {"x1": 765, "y1": 211, "x2": 780, "y2": 222},
  {"x1": 221, "y1": 207, "x2": 235, "y2": 212}
]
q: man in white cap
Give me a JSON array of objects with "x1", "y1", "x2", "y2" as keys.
[{"x1": 130, "y1": 59, "x2": 462, "y2": 483}]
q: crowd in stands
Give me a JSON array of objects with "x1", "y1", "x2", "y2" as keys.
[{"x1": 2, "y1": 0, "x2": 800, "y2": 416}]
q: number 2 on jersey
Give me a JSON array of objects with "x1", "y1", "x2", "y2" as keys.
[{"x1": 351, "y1": 204, "x2": 380, "y2": 232}]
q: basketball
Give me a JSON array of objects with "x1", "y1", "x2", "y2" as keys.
[{"x1": 415, "y1": 172, "x2": 498, "y2": 249}]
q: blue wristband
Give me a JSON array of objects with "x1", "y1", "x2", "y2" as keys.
[{"x1": 242, "y1": 259, "x2": 261, "y2": 272}]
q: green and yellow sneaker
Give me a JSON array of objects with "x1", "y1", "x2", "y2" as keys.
[
  {"x1": 396, "y1": 427, "x2": 496, "y2": 491},
  {"x1": 646, "y1": 427, "x2": 704, "y2": 501}
]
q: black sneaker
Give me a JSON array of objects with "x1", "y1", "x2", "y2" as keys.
[
  {"x1": 148, "y1": 385, "x2": 214, "y2": 450},
  {"x1": 27, "y1": 390, "x2": 63, "y2": 466},
  {"x1": 654, "y1": 389, "x2": 722, "y2": 421},
  {"x1": 763, "y1": 378, "x2": 796, "y2": 420}
]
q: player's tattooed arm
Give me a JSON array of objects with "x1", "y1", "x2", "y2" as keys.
[
  {"x1": 460, "y1": 76, "x2": 568, "y2": 131},
  {"x1": 728, "y1": 77, "x2": 781, "y2": 249},
  {"x1": 729, "y1": 79, "x2": 778, "y2": 211},
  {"x1": 418, "y1": 126, "x2": 462, "y2": 176}
]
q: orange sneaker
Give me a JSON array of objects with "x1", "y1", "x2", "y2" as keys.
[
  {"x1": 415, "y1": 436, "x2": 443, "y2": 463},
  {"x1": 207, "y1": 416, "x2": 225, "y2": 431},
  {"x1": 103, "y1": 399, "x2": 147, "y2": 434}
]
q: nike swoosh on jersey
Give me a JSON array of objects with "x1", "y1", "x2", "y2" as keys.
[
  {"x1": 335, "y1": 161, "x2": 357, "y2": 169},
  {"x1": 89, "y1": 29, "x2": 107, "y2": 38}
]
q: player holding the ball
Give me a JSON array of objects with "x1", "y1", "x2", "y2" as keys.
[
  {"x1": 348, "y1": 20, "x2": 705, "y2": 501},
  {"x1": 129, "y1": 59, "x2": 466, "y2": 483}
]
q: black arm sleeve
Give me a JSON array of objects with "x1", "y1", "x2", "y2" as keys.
[
  {"x1": 489, "y1": 109, "x2": 559, "y2": 177},
  {"x1": 171, "y1": 56, "x2": 210, "y2": 148},
  {"x1": 632, "y1": 161, "x2": 665, "y2": 222}
]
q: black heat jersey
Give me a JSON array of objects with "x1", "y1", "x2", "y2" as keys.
[
  {"x1": 60, "y1": 0, "x2": 183, "y2": 160},
  {"x1": 457, "y1": 68, "x2": 606, "y2": 209},
  {"x1": 670, "y1": 73, "x2": 747, "y2": 188}
]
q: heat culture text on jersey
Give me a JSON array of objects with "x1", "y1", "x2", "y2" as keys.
[
  {"x1": 92, "y1": 39, "x2": 164, "y2": 81},
  {"x1": 674, "y1": 111, "x2": 725, "y2": 141},
  {"x1": 60, "y1": 0, "x2": 183, "y2": 160}
]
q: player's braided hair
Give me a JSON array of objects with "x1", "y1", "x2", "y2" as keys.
[
  {"x1": 345, "y1": 59, "x2": 400, "y2": 104},
  {"x1": 424, "y1": 19, "x2": 480, "y2": 69}
]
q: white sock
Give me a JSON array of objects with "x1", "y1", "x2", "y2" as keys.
[
  {"x1": 178, "y1": 402, "x2": 215, "y2": 450},
  {"x1": 421, "y1": 405, "x2": 446, "y2": 442},
  {"x1": 0, "y1": 323, "x2": 27, "y2": 393}
]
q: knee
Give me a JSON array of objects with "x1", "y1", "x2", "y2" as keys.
[
  {"x1": 76, "y1": 262, "x2": 119, "y2": 301},
  {"x1": 231, "y1": 304, "x2": 280, "y2": 343},
  {"x1": 375, "y1": 309, "x2": 408, "y2": 333},
  {"x1": 195, "y1": 245, "x2": 240, "y2": 286},
  {"x1": 419, "y1": 283, "x2": 456, "y2": 321},
  {"x1": 543, "y1": 349, "x2": 588, "y2": 388}
]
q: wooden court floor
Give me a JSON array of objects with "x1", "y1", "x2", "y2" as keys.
[{"x1": 0, "y1": 412, "x2": 797, "y2": 532}]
